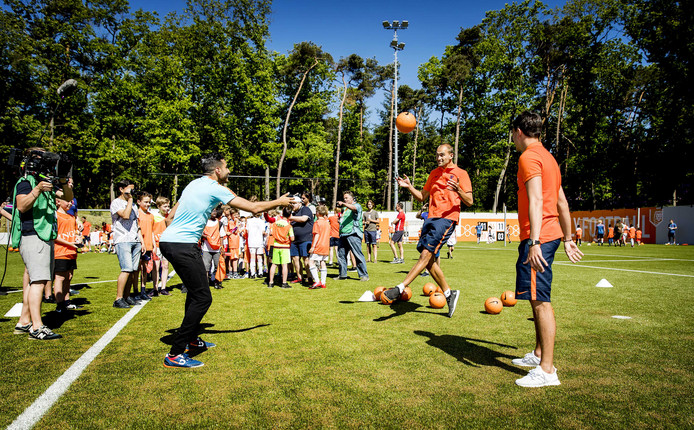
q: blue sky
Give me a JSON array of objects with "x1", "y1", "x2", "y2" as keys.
[{"x1": 130, "y1": 0, "x2": 568, "y2": 123}]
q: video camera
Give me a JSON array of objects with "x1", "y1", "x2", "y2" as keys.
[{"x1": 7, "y1": 148, "x2": 73, "y2": 190}]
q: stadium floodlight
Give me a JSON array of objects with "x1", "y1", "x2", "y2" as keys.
[{"x1": 383, "y1": 19, "x2": 408, "y2": 209}]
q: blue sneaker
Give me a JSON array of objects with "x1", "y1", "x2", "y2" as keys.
[
  {"x1": 163, "y1": 353, "x2": 204, "y2": 368},
  {"x1": 186, "y1": 337, "x2": 216, "y2": 351}
]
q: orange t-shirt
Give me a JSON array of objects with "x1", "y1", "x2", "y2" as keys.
[
  {"x1": 139, "y1": 209, "x2": 154, "y2": 251},
  {"x1": 423, "y1": 164, "x2": 472, "y2": 222},
  {"x1": 227, "y1": 219, "x2": 240, "y2": 249},
  {"x1": 575, "y1": 227, "x2": 582, "y2": 238},
  {"x1": 153, "y1": 219, "x2": 166, "y2": 247},
  {"x1": 202, "y1": 221, "x2": 222, "y2": 250},
  {"x1": 517, "y1": 142, "x2": 563, "y2": 242},
  {"x1": 55, "y1": 212, "x2": 78, "y2": 260},
  {"x1": 271, "y1": 217, "x2": 294, "y2": 249},
  {"x1": 628, "y1": 227, "x2": 636, "y2": 239},
  {"x1": 82, "y1": 221, "x2": 91, "y2": 236},
  {"x1": 311, "y1": 218, "x2": 331, "y2": 256},
  {"x1": 636, "y1": 230, "x2": 642, "y2": 239},
  {"x1": 608, "y1": 227, "x2": 614, "y2": 239},
  {"x1": 328, "y1": 215, "x2": 340, "y2": 239}
]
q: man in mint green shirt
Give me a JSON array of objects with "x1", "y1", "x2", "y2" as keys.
[{"x1": 336, "y1": 190, "x2": 368, "y2": 281}]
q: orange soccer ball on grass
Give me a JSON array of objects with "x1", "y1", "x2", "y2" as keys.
[
  {"x1": 374, "y1": 286, "x2": 386, "y2": 301},
  {"x1": 400, "y1": 286, "x2": 413, "y2": 301},
  {"x1": 484, "y1": 297, "x2": 503, "y2": 314},
  {"x1": 429, "y1": 292, "x2": 446, "y2": 309},
  {"x1": 500, "y1": 290, "x2": 517, "y2": 307},
  {"x1": 422, "y1": 282, "x2": 437, "y2": 296},
  {"x1": 396, "y1": 112, "x2": 417, "y2": 134}
]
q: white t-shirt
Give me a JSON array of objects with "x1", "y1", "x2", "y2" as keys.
[
  {"x1": 110, "y1": 198, "x2": 139, "y2": 243},
  {"x1": 246, "y1": 217, "x2": 266, "y2": 249}
]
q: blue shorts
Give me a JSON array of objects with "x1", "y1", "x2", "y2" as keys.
[
  {"x1": 417, "y1": 218, "x2": 456, "y2": 255},
  {"x1": 515, "y1": 238, "x2": 560, "y2": 302},
  {"x1": 364, "y1": 230, "x2": 378, "y2": 245},
  {"x1": 330, "y1": 237, "x2": 340, "y2": 247},
  {"x1": 115, "y1": 241, "x2": 142, "y2": 272},
  {"x1": 290, "y1": 241, "x2": 311, "y2": 257},
  {"x1": 391, "y1": 230, "x2": 405, "y2": 243}
]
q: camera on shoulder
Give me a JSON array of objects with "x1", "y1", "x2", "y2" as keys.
[{"x1": 7, "y1": 148, "x2": 73, "y2": 190}]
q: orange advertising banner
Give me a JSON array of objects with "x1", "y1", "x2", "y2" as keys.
[{"x1": 570, "y1": 207, "x2": 659, "y2": 244}]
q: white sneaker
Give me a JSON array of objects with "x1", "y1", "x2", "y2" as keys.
[
  {"x1": 512, "y1": 351, "x2": 541, "y2": 367},
  {"x1": 515, "y1": 366, "x2": 560, "y2": 387}
]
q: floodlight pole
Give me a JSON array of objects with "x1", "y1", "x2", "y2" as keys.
[{"x1": 383, "y1": 20, "x2": 407, "y2": 210}]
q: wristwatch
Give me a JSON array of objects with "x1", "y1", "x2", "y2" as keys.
[{"x1": 528, "y1": 240, "x2": 541, "y2": 247}]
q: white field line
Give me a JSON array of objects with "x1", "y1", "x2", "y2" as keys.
[
  {"x1": 458, "y1": 246, "x2": 694, "y2": 262},
  {"x1": 7, "y1": 301, "x2": 148, "y2": 430},
  {"x1": 553, "y1": 262, "x2": 694, "y2": 278}
]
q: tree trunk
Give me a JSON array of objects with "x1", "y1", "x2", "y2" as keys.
[
  {"x1": 386, "y1": 81, "x2": 395, "y2": 211},
  {"x1": 109, "y1": 136, "x2": 115, "y2": 201},
  {"x1": 264, "y1": 165, "x2": 270, "y2": 201},
  {"x1": 332, "y1": 74, "x2": 348, "y2": 209},
  {"x1": 412, "y1": 104, "x2": 422, "y2": 205},
  {"x1": 556, "y1": 78, "x2": 568, "y2": 174},
  {"x1": 454, "y1": 85, "x2": 463, "y2": 165},
  {"x1": 492, "y1": 131, "x2": 513, "y2": 213},
  {"x1": 277, "y1": 58, "x2": 319, "y2": 198}
]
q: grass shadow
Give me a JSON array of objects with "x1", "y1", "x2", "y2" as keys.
[
  {"x1": 43, "y1": 309, "x2": 92, "y2": 330},
  {"x1": 414, "y1": 330, "x2": 524, "y2": 375},
  {"x1": 160, "y1": 323, "x2": 271, "y2": 346},
  {"x1": 373, "y1": 301, "x2": 446, "y2": 321}
]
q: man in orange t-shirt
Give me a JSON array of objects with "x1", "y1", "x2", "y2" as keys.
[
  {"x1": 80, "y1": 216, "x2": 92, "y2": 252},
  {"x1": 382, "y1": 143, "x2": 473, "y2": 318},
  {"x1": 510, "y1": 111, "x2": 583, "y2": 388}
]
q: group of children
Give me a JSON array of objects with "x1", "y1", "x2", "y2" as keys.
[
  {"x1": 592, "y1": 220, "x2": 642, "y2": 247},
  {"x1": 196, "y1": 202, "x2": 335, "y2": 290}
]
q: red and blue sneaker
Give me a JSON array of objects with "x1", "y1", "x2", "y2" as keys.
[
  {"x1": 186, "y1": 337, "x2": 216, "y2": 352},
  {"x1": 163, "y1": 353, "x2": 204, "y2": 368}
]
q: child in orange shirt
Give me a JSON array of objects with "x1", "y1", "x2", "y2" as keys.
[
  {"x1": 308, "y1": 205, "x2": 331, "y2": 289},
  {"x1": 54, "y1": 192, "x2": 82, "y2": 313},
  {"x1": 152, "y1": 196, "x2": 171, "y2": 296},
  {"x1": 268, "y1": 207, "x2": 294, "y2": 289},
  {"x1": 137, "y1": 192, "x2": 155, "y2": 301},
  {"x1": 628, "y1": 224, "x2": 636, "y2": 248},
  {"x1": 201, "y1": 208, "x2": 224, "y2": 289},
  {"x1": 226, "y1": 208, "x2": 241, "y2": 279},
  {"x1": 328, "y1": 207, "x2": 341, "y2": 266},
  {"x1": 636, "y1": 227, "x2": 642, "y2": 245}
]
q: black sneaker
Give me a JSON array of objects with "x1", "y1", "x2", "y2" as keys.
[
  {"x1": 280, "y1": 283, "x2": 291, "y2": 289},
  {"x1": 43, "y1": 295, "x2": 56, "y2": 304},
  {"x1": 14, "y1": 323, "x2": 31, "y2": 334},
  {"x1": 382, "y1": 287, "x2": 401, "y2": 303},
  {"x1": 139, "y1": 292, "x2": 151, "y2": 301},
  {"x1": 124, "y1": 296, "x2": 138, "y2": 306},
  {"x1": 28, "y1": 325, "x2": 62, "y2": 340},
  {"x1": 446, "y1": 290, "x2": 460, "y2": 318},
  {"x1": 181, "y1": 285, "x2": 188, "y2": 294},
  {"x1": 113, "y1": 298, "x2": 131, "y2": 308}
]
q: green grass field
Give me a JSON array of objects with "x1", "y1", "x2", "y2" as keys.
[{"x1": 1, "y1": 242, "x2": 693, "y2": 429}]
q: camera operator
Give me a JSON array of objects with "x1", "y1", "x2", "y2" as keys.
[{"x1": 10, "y1": 147, "x2": 73, "y2": 340}]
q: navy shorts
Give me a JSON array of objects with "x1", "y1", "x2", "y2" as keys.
[
  {"x1": 391, "y1": 230, "x2": 405, "y2": 243},
  {"x1": 364, "y1": 230, "x2": 378, "y2": 244},
  {"x1": 290, "y1": 241, "x2": 311, "y2": 257},
  {"x1": 417, "y1": 218, "x2": 456, "y2": 255},
  {"x1": 330, "y1": 237, "x2": 340, "y2": 247},
  {"x1": 515, "y1": 238, "x2": 560, "y2": 302}
]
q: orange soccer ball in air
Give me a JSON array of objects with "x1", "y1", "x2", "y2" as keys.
[
  {"x1": 400, "y1": 286, "x2": 413, "y2": 301},
  {"x1": 500, "y1": 290, "x2": 517, "y2": 307},
  {"x1": 485, "y1": 297, "x2": 503, "y2": 314},
  {"x1": 429, "y1": 292, "x2": 446, "y2": 309},
  {"x1": 396, "y1": 112, "x2": 417, "y2": 134},
  {"x1": 423, "y1": 282, "x2": 436, "y2": 296}
]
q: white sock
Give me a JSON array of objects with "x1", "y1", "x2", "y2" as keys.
[
  {"x1": 320, "y1": 268, "x2": 327, "y2": 285},
  {"x1": 444, "y1": 289, "x2": 451, "y2": 298},
  {"x1": 309, "y1": 266, "x2": 319, "y2": 284},
  {"x1": 396, "y1": 283, "x2": 405, "y2": 293}
]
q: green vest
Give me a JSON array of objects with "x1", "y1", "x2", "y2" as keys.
[{"x1": 11, "y1": 175, "x2": 57, "y2": 247}]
